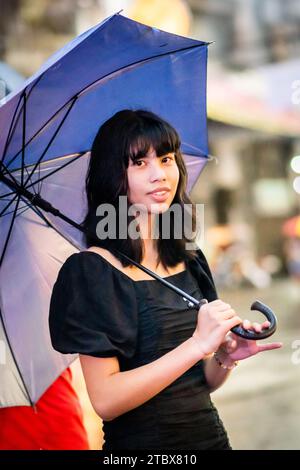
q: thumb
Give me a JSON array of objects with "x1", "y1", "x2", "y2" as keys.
[
  {"x1": 257, "y1": 342, "x2": 283, "y2": 353},
  {"x1": 223, "y1": 335, "x2": 237, "y2": 353}
]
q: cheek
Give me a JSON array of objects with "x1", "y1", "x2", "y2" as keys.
[
  {"x1": 127, "y1": 169, "x2": 144, "y2": 199},
  {"x1": 171, "y1": 166, "x2": 180, "y2": 187}
]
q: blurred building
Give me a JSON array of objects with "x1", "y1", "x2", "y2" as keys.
[
  {"x1": 187, "y1": 0, "x2": 300, "y2": 274},
  {"x1": 188, "y1": 0, "x2": 300, "y2": 68}
]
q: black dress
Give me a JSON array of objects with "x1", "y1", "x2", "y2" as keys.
[{"x1": 49, "y1": 249, "x2": 231, "y2": 450}]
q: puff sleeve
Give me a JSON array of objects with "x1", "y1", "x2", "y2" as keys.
[{"x1": 49, "y1": 252, "x2": 138, "y2": 359}]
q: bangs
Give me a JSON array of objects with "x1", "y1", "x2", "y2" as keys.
[{"x1": 128, "y1": 119, "x2": 181, "y2": 162}]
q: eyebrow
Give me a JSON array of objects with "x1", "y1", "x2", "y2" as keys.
[{"x1": 134, "y1": 152, "x2": 174, "y2": 159}]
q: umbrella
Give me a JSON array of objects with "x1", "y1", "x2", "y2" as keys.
[
  {"x1": 0, "y1": 13, "x2": 277, "y2": 408},
  {"x1": 0, "y1": 12, "x2": 210, "y2": 407}
]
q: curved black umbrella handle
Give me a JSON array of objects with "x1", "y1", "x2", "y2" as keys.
[{"x1": 230, "y1": 300, "x2": 277, "y2": 340}]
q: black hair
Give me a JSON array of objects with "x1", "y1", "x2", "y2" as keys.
[{"x1": 82, "y1": 109, "x2": 199, "y2": 269}]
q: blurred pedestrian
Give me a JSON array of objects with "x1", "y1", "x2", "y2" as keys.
[{"x1": 283, "y1": 238, "x2": 300, "y2": 282}]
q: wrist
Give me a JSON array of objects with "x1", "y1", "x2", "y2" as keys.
[
  {"x1": 190, "y1": 334, "x2": 208, "y2": 360},
  {"x1": 213, "y1": 349, "x2": 239, "y2": 370}
]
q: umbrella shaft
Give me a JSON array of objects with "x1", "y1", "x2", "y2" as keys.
[{"x1": 0, "y1": 169, "x2": 83, "y2": 231}]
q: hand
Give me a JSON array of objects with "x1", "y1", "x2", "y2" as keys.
[
  {"x1": 192, "y1": 299, "x2": 242, "y2": 356},
  {"x1": 218, "y1": 319, "x2": 283, "y2": 362}
]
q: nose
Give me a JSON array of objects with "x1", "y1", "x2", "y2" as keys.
[{"x1": 149, "y1": 159, "x2": 167, "y2": 182}]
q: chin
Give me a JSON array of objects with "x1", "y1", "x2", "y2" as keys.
[{"x1": 148, "y1": 202, "x2": 170, "y2": 214}]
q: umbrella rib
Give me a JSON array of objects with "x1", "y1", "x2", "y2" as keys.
[
  {"x1": 1, "y1": 71, "x2": 49, "y2": 167},
  {"x1": 0, "y1": 153, "x2": 84, "y2": 222},
  {"x1": 28, "y1": 203, "x2": 53, "y2": 228},
  {"x1": 23, "y1": 164, "x2": 39, "y2": 196},
  {"x1": 181, "y1": 142, "x2": 208, "y2": 158},
  {"x1": 0, "y1": 192, "x2": 19, "y2": 218},
  {"x1": 0, "y1": 160, "x2": 24, "y2": 191},
  {"x1": 1, "y1": 186, "x2": 44, "y2": 217},
  {"x1": 22, "y1": 98, "x2": 78, "y2": 190},
  {"x1": 1, "y1": 190, "x2": 52, "y2": 221},
  {"x1": 0, "y1": 311, "x2": 34, "y2": 407},
  {"x1": 4, "y1": 151, "x2": 85, "y2": 183},
  {"x1": 0, "y1": 160, "x2": 38, "y2": 217},
  {"x1": 0, "y1": 193, "x2": 21, "y2": 267},
  {"x1": 5, "y1": 42, "x2": 206, "y2": 170},
  {"x1": 29, "y1": 204, "x2": 83, "y2": 251},
  {"x1": 0, "y1": 166, "x2": 41, "y2": 201},
  {"x1": 0, "y1": 98, "x2": 78, "y2": 201},
  {"x1": 76, "y1": 43, "x2": 206, "y2": 99},
  {"x1": 0, "y1": 190, "x2": 16, "y2": 199},
  {"x1": 24, "y1": 152, "x2": 86, "y2": 190},
  {"x1": 2, "y1": 204, "x2": 31, "y2": 218}
]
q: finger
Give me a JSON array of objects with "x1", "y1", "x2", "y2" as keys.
[
  {"x1": 262, "y1": 321, "x2": 271, "y2": 329},
  {"x1": 199, "y1": 299, "x2": 208, "y2": 311},
  {"x1": 257, "y1": 342, "x2": 283, "y2": 352},
  {"x1": 219, "y1": 335, "x2": 235, "y2": 353},
  {"x1": 223, "y1": 334, "x2": 233, "y2": 346},
  {"x1": 210, "y1": 299, "x2": 224, "y2": 307},
  {"x1": 220, "y1": 332, "x2": 233, "y2": 347},
  {"x1": 226, "y1": 316, "x2": 243, "y2": 330},
  {"x1": 217, "y1": 303, "x2": 232, "y2": 312},
  {"x1": 242, "y1": 319, "x2": 252, "y2": 330},
  {"x1": 226, "y1": 338, "x2": 237, "y2": 353},
  {"x1": 252, "y1": 322, "x2": 262, "y2": 333},
  {"x1": 220, "y1": 309, "x2": 236, "y2": 320},
  {"x1": 242, "y1": 321, "x2": 262, "y2": 332}
]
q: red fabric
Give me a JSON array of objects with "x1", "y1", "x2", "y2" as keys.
[{"x1": 0, "y1": 368, "x2": 90, "y2": 450}]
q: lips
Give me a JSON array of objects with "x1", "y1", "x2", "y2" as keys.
[
  {"x1": 148, "y1": 190, "x2": 170, "y2": 202},
  {"x1": 147, "y1": 187, "x2": 171, "y2": 195}
]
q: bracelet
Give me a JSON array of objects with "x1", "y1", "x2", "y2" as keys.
[{"x1": 213, "y1": 351, "x2": 239, "y2": 370}]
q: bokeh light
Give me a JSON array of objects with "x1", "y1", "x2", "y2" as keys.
[
  {"x1": 292, "y1": 176, "x2": 300, "y2": 194},
  {"x1": 290, "y1": 155, "x2": 300, "y2": 173}
]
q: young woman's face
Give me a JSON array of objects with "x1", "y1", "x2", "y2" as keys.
[{"x1": 127, "y1": 146, "x2": 180, "y2": 214}]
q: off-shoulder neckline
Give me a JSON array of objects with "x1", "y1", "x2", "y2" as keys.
[{"x1": 80, "y1": 250, "x2": 188, "y2": 283}]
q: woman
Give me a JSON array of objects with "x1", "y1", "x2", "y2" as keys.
[{"x1": 49, "y1": 109, "x2": 282, "y2": 450}]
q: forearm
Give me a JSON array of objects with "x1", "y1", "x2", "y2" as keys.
[
  {"x1": 99, "y1": 337, "x2": 204, "y2": 421},
  {"x1": 203, "y1": 350, "x2": 237, "y2": 393}
]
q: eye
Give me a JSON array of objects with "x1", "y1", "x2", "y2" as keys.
[
  {"x1": 161, "y1": 155, "x2": 174, "y2": 163},
  {"x1": 133, "y1": 159, "x2": 146, "y2": 167}
]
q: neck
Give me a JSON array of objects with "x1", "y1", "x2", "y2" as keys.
[{"x1": 137, "y1": 212, "x2": 159, "y2": 264}]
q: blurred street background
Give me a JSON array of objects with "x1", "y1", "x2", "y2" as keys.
[{"x1": 1, "y1": 0, "x2": 300, "y2": 450}]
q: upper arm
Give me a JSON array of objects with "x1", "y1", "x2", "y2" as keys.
[
  {"x1": 49, "y1": 252, "x2": 138, "y2": 358},
  {"x1": 79, "y1": 354, "x2": 120, "y2": 420},
  {"x1": 49, "y1": 253, "x2": 138, "y2": 419}
]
